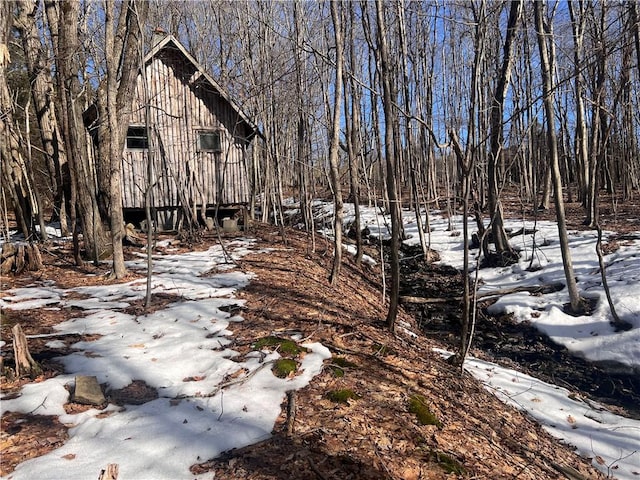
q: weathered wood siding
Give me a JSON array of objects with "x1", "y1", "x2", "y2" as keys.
[{"x1": 122, "y1": 47, "x2": 251, "y2": 211}]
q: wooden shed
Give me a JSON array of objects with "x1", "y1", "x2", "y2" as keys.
[{"x1": 89, "y1": 34, "x2": 260, "y2": 231}]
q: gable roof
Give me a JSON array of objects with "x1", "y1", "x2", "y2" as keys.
[{"x1": 148, "y1": 34, "x2": 261, "y2": 141}]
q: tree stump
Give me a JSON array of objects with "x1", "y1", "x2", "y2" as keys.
[
  {"x1": 1, "y1": 243, "x2": 16, "y2": 274},
  {"x1": 1, "y1": 242, "x2": 43, "y2": 274},
  {"x1": 26, "y1": 243, "x2": 44, "y2": 270},
  {"x1": 12, "y1": 324, "x2": 42, "y2": 378},
  {"x1": 98, "y1": 464, "x2": 119, "y2": 480},
  {"x1": 14, "y1": 245, "x2": 25, "y2": 273}
]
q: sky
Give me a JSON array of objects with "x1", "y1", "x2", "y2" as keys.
[{"x1": 1, "y1": 204, "x2": 639, "y2": 479}]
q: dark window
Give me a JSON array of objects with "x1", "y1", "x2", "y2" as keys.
[
  {"x1": 126, "y1": 126, "x2": 148, "y2": 149},
  {"x1": 198, "y1": 131, "x2": 221, "y2": 152}
]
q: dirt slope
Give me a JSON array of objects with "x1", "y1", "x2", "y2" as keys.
[
  {"x1": 194, "y1": 225, "x2": 604, "y2": 479},
  {"x1": 1, "y1": 224, "x2": 605, "y2": 479}
]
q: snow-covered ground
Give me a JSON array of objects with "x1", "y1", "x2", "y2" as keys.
[
  {"x1": 305, "y1": 201, "x2": 640, "y2": 371},
  {"x1": 2, "y1": 203, "x2": 639, "y2": 479},
  {"x1": 1, "y1": 240, "x2": 330, "y2": 480},
  {"x1": 304, "y1": 201, "x2": 640, "y2": 479}
]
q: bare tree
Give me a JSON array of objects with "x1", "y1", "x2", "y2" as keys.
[
  {"x1": 534, "y1": 0, "x2": 583, "y2": 314},
  {"x1": 14, "y1": 0, "x2": 70, "y2": 236},
  {"x1": 1, "y1": 1, "x2": 41, "y2": 240},
  {"x1": 99, "y1": 0, "x2": 148, "y2": 278},
  {"x1": 328, "y1": 0, "x2": 345, "y2": 285},
  {"x1": 485, "y1": 0, "x2": 522, "y2": 266},
  {"x1": 48, "y1": 0, "x2": 110, "y2": 264},
  {"x1": 568, "y1": 1, "x2": 590, "y2": 206},
  {"x1": 374, "y1": 0, "x2": 401, "y2": 331},
  {"x1": 449, "y1": 0, "x2": 486, "y2": 369},
  {"x1": 343, "y1": 1, "x2": 364, "y2": 266},
  {"x1": 293, "y1": 0, "x2": 314, "y2": 248}
]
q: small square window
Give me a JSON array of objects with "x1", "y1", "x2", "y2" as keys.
[
  {"x1": 126, "y1": 126, "x2": 148, "y2": 149},
  {"x1": 198, "y1": 131, "x2": 221, "y2": 152}
]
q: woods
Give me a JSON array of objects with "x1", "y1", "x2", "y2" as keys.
[
  {"x1": 2, "y1": 2, "x2": 640, "y2": 338},
  {"x1": 3, "y1": 4, "x2": 640, "y2": 476}
]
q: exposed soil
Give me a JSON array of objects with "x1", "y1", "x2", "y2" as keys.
[
  {"x1": 399, "y1": 253, "x2": 640, "y2": 421},
  {"x1": 397, "y1": 191, "x2": 640, "y2": 421},
  {"x1": 1, "y1": 224, "x2": 609, "y2": 479}
]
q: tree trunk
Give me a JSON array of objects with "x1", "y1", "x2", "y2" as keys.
[
  {"x1": 486, "y1": 0, "x2": 522, "y2": 265},
  {"x1": 44, "y1": 0, "x2": 81, "y2": 264},
  {"x1": 345, "y1": 2, "x2": 363, "y2": 266},
  {"x1": 293, "y1": 0, "x2": 314, "y2": 251},
  {"x1": 397, "y1": 0, "x2": 428, "y2": 261},
  {"x1": 1, "y1": 1, "x2": 39, "y2": 240},
  {"x1": 97, "y1": 0, "x2": 147, "y2": 278},
  {"x1": 375, "y1": 0, "x2": 401, "y2": 331},
  {"x1": 53, "y1": 0, "x2": 110, "y2": 263},
  {"x1": 534, "y1": 0, "x2": 582, "y2": 314},
  {"x1": 14, "y1": 0, "x2": 70, "y2": 236},
  {"x1": 568, "y1": 1, "x2": 589, "y2": 205},
  {"x1": 105, "y1": 1, "x2": 126, "y2": 278},
  {"x1": 583, "y1": 4, "x2": 609, "y2": 228},
  {"x1": 328, "y1": 0, "x2": 345, "y2": 285},
  {"x1": 451, "y1": 0, "x2": 486, "y2": 368}
]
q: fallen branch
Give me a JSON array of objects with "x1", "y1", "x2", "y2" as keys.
[
  {"x1": 25, "y1": 331, "x2": 83, "y2": 339},
  {"x1": 177, "y1": 360, "x2": 277, "y2": 400},
  {"x1": 400, "y1": 282, "x2": 564, "y2": 305},
  {"x1": 285, "y1": 390, "x2": 296, "y2": 435},
  {"x1": 548, "y1": 461, "x2": 589, "y2": 480}
]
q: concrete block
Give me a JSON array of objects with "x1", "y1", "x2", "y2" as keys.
[{"x1": 74, "y1": 375, "x2": 106, "y2": 405}]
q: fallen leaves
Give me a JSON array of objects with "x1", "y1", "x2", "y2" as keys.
[
  {"x1": 0, "y1": 413, "x2": 68, "y2": 476},
  {"x1": 0, "y1": 224, "x2": 609, "y2": 480}
]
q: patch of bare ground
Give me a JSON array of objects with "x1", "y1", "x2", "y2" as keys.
[
  {"x1": 498, "y1": 190, "x2": 640, "y2": 234},
  {"x1": 193, "y1": 225, "x2": 604, "y2": 479},
  {"x1": 0, "y1": 412, "x2": 68, "y2": 476},
  {"x1": 0, "y1": 242, "x2": 156, "y2": 474},
  {"x1": 1, "y1": 224, "x2": 606, "y2": 479},
  {"x1": 423, "y1": 189, "x2": 640, "y2": 419}
]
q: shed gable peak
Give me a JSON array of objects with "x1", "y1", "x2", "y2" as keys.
[{"x1": 145, "y1": 33, "x2": 259, "y2": 140}]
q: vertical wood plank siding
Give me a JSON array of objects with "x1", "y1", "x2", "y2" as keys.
[{"x1": 122, "y1": 47, "x2": 250, "y2": 211}]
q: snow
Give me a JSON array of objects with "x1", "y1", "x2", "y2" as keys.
[
  {"x1": 318, "y1": 202, "x2": 640, "y2": 373},
  {"x1": 1, "y1": 241, "x2": 330, "y2": 480},
  {"x1": 2, "y1": 204, "x2": 639, "y2": 479},
  {"x1": 306, "y1": 201, "x2": 640, "y2": 479},
  {"x1": 436, "y1": 348, "x2": 640, "y2": 480}
]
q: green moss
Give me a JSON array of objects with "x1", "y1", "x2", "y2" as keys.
[
  {"x1": 333, "y1": 357, "x2": 358, "y2": 368},
  {"x1": 431, "y1": 451, "x2": 465, "y2": 475},
  {"x1": 327, "y1": 388, "x2": 361, "y2": 404},
  {"x1": 328, "y1": 357, "x2": 358, "y2": 377},
  {"x1": 272, "y1": 358, "x2": 297, "y2": 378},
  {"x1": 408, "y1": 394, "x2": 442, "y2": 427},
  {"x1": 253, "y1": 336, "x2": 307, "y2": 355},
  {"x1": 371, "y1": 343, "x2": 396, "y2": 356}
]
